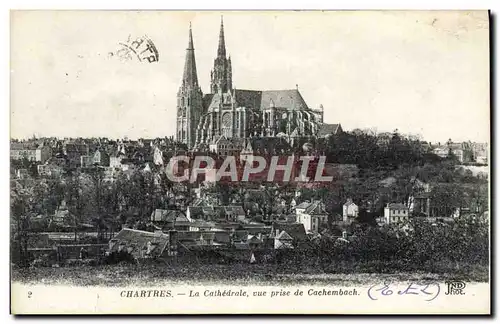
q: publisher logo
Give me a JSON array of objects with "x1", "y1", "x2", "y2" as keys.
[{"x1": 444, "y1": 281, "x2": 466, "y2": 295}]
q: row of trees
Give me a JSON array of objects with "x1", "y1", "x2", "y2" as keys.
[{"x1": 277, "y1": 217, "x2": 489, "y2": 274}]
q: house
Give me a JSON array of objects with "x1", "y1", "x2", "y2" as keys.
[
  {"x1": 384, "y1": 203, "x2": 410, "y2": 224},
  {"x1": 187, "y1": 205, "x2": 246, "y2": 222},
  {"x1": 433, "y1": 147, "x2": 449, "y2": 159},
  {"x1": 432, "y1": 142, "x2": 474, "y2": 163},
  {"x1": 176, "y1": 231, "x2": 216, "y2": 247},
  {"x1": 80, "y1": 155, "x2": 94, "y2": 168},
  {"x1": 110, "y1": 149, "x2": 127, "y2": 168},
  {"x1": 53, "y1": 200, "x2": 73, "y2": 225},
  {"x1": 15, "y1": 168, "x2": 30, "y2": 180},
  {"x1": 273, "y1": 230, "x2": 294, "y2": 249},
  {"x1": 376, "y1": 132, "x2": 393, "y2": 148},
  {"x1": 209, "y1": 135, "x2": 244, "y2": 156},
  {"x1": 471, "y1": 142, "x2": 488, "y2": 164},
  {"x1": 294, "y1": 201, "x2": 311, "y2": 214},
  {"x1": 152, "y1": 146, "x2": 165, "y2": 166},
  {"x1": 93, "y1": 149, "x2": 110, "y2": 167},
  {"x1": 343, "y1": 199, "x2": 359, "y2": 223},
  {"x1": 63, "y1": 143, "x2": 89, "y2": 168},
  {"x1": 108, "y1": 228, "x2": 169, "y2": 259},
  {"x1": 11, "y1": 142, "x2": 37, "y2": 161},
  {"x1": 247, "y1": 234, "x2": 264, "y2": 249},
  {"x1": 150, "y1": 209, "x2": 192, "y2": 231},
  {"x1": 411, "y1": 192, "x2": 431, "y2": 216},
  {"x1": 295, "y1": 200, "x2": 328, "y2": 233},
  {"x1": 37, "y1": 162, "x2": 64, "y2": 177},
  {"x1": 189, "y1": 220, "x2": 219, "y2": 232},
  {"x1": 11, "y1": 142, "x2": 51, "y2": 162},
  {"x1": 272, "y1": 222, "x2": 307, "y2": 242}
]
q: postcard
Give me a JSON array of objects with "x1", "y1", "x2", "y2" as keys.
[{"x1": 10, "y1": 10, "x2": 490, "y2": 315}]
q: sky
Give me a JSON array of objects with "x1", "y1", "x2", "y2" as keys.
[{"x1": 10, "y1": 10, "x2": 490, "y2": 144}]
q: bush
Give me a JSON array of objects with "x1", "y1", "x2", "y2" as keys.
[
  {"x1": 104, "y1": 250, "x2": 136, "y2": 265},
  {"x1": 277, "y1": 217, "x2": 489, "y2": 276}
]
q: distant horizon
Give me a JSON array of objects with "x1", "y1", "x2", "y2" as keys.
[
  {"x1": 8, "y1": 128, "x2": 489, "y2": 146},
  {"x1": 11, "y1": 11, "x2": 490, "y2": 144}
]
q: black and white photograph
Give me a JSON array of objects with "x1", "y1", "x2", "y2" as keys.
[{"x1": 9, "y1": 10, "x2": 490, "y2": 314}]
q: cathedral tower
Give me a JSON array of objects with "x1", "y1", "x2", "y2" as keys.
[
  {"x1": 176, "y1": 23, "x2": 203, "y2": 148},
  {"x1": 210, "y1": 17, "x2": 232, "y2": 94}
]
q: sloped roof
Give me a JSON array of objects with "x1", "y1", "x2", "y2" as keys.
[
  {"x1": 192, "y1": 199, "x2": 207, "y2": 207},
  {"x1": 11, "y1": 142, "x2": 39, "y2": 150},
  {"x1": 214, "y1": 135, "x2": 230, "y2": 145},
  {"x1": 189, "y1": 206, "x2": 245, "y2": 220},
  {"x1": 109, "y1": 228, "x2": 169, "y2": 258},
  {"x1": 248, "y1": 235, "x2": 264, "y2": 244},
  {"x1": 177, "y1": 231, "x2": 215, "y2": 244},
  {"x1": 276, "y1": 230, "x2": 293, "y2": 241},
  {"x1": 233, "y1": 230, "x2": 249, "y2": 241},
  {"x1": 214, "y1": 231, "x2": 231, "y2": 243},
  {"x1": 261, "y1": 90, "x2": 308, "y2": 110},
  {"x1": 273, "y1": 222, "x2": 307, "y2": 241},
  {"x1": 304, "y1": 200, "x2": 327, "y2": 215},
  {"x1": 202, "y1": 94, "x2": 215, "y2": 110},
  {"x1": 205, "y1": 89, "x2": 310, "y2": 111},
  {"x1": 64, "y1": 143, "x2": 89, "y2": 153},
  {"x1": 151, "y1": 209, "x2": 189, "y2": 222},
  {"x1": 234, "y1": 90, "x2": 263, "y2": 109},
  {"x1": 296, "y1": 201, "x2": 312, "y2": 209},
  {"x1": 386, "y1": 203, "x2": 409, "y2": 210},
  {"x1": 343, "y1": 199, "x2": 357, "y2": 207},
  {"x1": 317, "y1": 124, "x2": 342, "y2": 137}
]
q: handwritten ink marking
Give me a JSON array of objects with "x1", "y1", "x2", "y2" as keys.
[
  {"x1": 368, "y1": 282, "x2": 440, "y2": 301},
  {"x1": 445, "y1": 280, "x2": 466, "y2": 296}
]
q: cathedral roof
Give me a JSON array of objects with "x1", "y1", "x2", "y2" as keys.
[
  {"x1": 202, "y1": 94, "x2": 214, "y2": 109},
  {"x1": 204, "y1": 89, "x2": 310, "y2": 111},
  {"x1": 260, "y1": 89, "x2": 308, "y2": 110}
]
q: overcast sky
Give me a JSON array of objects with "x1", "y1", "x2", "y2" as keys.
[{"x1": 11, "y1": 10, "x2": 489, "y2": 143}]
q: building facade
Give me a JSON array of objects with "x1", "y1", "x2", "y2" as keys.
[{"x1": 175, "y1": 18, "x2": 326, "y2": 150}]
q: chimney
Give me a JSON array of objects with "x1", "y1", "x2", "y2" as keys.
[
  {"x1": 342, "y1": 231, "x2": 348, "y2": 239},
  {"x1": 275, "y1": 229, "x2": 280, "y2": 237}
]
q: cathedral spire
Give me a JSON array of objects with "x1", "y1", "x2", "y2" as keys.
[
  {"x1": 177, "y1": 22, "x2": 203, "y2": 149},
  {"x1": 188, "y1": 22, "x2": 194, "y2": 50},
  {"x1": 217, "y1": 16, "x2": 226, "y2": 58},
  {"x1": 210, "y1": 16, "x2": 232, "y2": 94},
  {"x1": 182, "y1": 22, "x2": 198, "y2": 88}
]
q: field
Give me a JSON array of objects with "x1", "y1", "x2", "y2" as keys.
[{"x1": 11, "y1": 262, "x2": 489, "y2": 287}]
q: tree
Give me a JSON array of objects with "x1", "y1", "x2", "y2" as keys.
[{"x1": 65, "y1": 174, "x2": 84, "y2": 241}]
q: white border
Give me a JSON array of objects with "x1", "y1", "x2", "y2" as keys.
[{"x1": 2, "y1": 0, "x2": 498, "y2": 322}]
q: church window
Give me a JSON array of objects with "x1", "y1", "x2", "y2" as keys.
[{"x1": 221, "y1": 113, "x2": 232, "y2": 137}]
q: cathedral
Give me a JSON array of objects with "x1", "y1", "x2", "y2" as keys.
[{"x1": 176, "y1": 18, "x2": 329, "y2": 151}]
